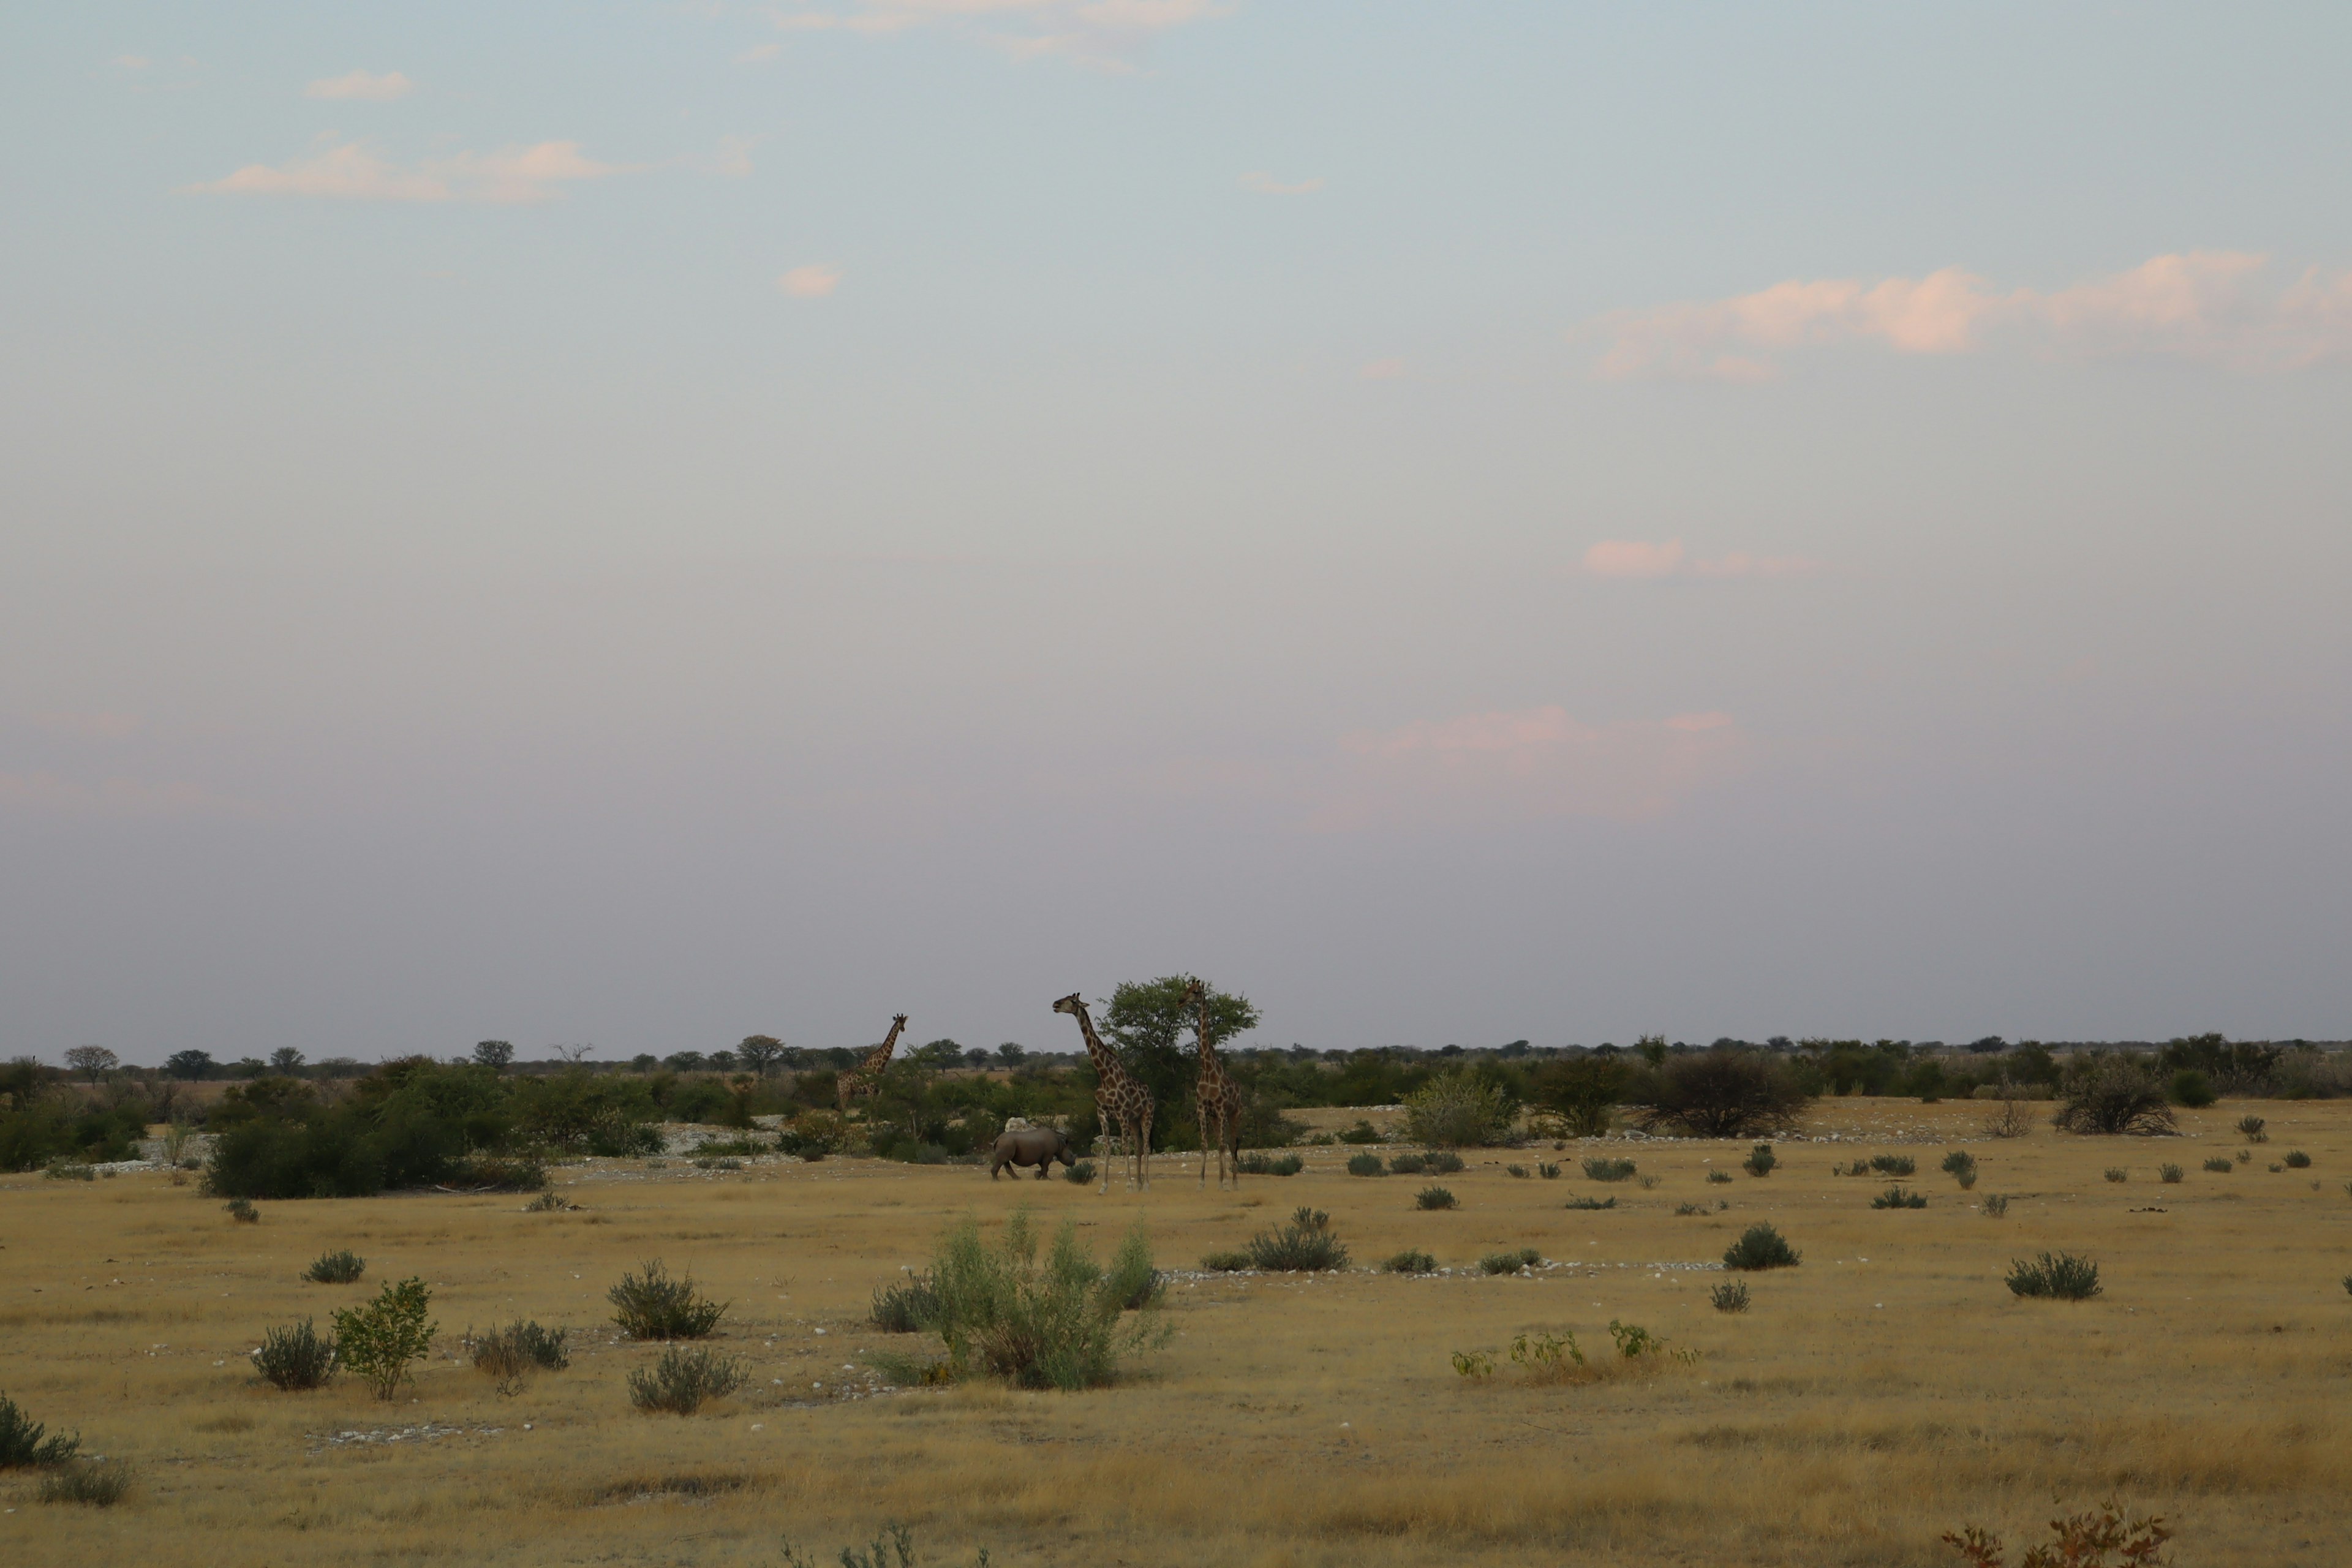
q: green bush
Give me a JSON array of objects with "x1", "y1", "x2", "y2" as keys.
[
  {"x1": 1870, "y1": 1186, "x2": 1927, "y2": 1210},
  {"x1": 1423, "y1": 1150, "x2": 1466, "y2": 1175},
  {"x1": 2236, "y1": 1114, "x2": 2267, "y2": 1142},
  {"x1": 1581, "y1": 1157, "x2": 1637, "y2": 1182},
  {"x1": 304, "y1": 1250, "x2": 365, "y2": 1284},
  {"x1": 2006, "y1": 1251, "x2": 2101, "y2": 1300},
  {"x1": 1705, "y1": 1169, "x2": 1733, "y2": 1185},
  {"x1": 38, "y1": 1458, "x2": 130, "y2": 1507},
  {"x1": 0, "y1": 1392, "x2": 80, "y2": 1467},
  {"x1": 1346, "y1": 1152, "x2": 1385, "y2": 1177},
  {"x1": 1607, "y1": 1319, "x2": 1662, "y2": 1358},
  {"x1": 334, "y1": 1278, "x2": 436, "y2": 1399},
  {"x1": 1414, "y1": 1185, "x2": 1458, "y2": 1211},
  {"x1": 1868, "y1": 1154, "x2": 1916, "y2": 1177},
  {"x1": 1672, "y1": 1201, "x2": 1707, "y2": 1216},
  {"x1": 1982, "y1": 1194, "x2": 2009, "y2": 1217},
  {"x1": 1939, "y1": 1150, "x2": 1978, "y2": 1188},
  {"x1": 1105, "y1": 1224, "x2": 1164, "y2": 1311},
  {"x1": 1063, "y1": 1160, "x2": 1096, "y2": 1185},
  {"x1": 224, "y1": 1197, "x2": 258, "y2": 1223},
  {"x1": 2168, "y1": 1068, "x2": 2217, "y2": 1107},
  {"x1": 1198, "y1": 1250, "x2": 1251, "y2": 1272},
  {"x1": 1234, "y1": 1152, "x2": 1302, "y2": 1177},
  {"x1": 1387, "y1": 1152, "x2": 1427, "y2": 1176},
  {"x1": 1336, "y1": 1120, "x2": 1384, "y2": 1145},
  {"x1": 609, "y1": 1261, "x2": 727, "y2": 1341},
  {"x1": 1722, "y1": 1223, "x2": 1800, "y2": 1270},
  {"x1": 2054, "y1": 1057, "x2": 2176, "y2": 1136},
  {"x1": 43, "y1": 1161, "x2": 96, "y2": 1182},
  {"x1": 1245, "y1": 1207, "x2": 1351, "y2": 1272},
  {"x1": 870, "y1": 1272, "x2": 940, "y2": 1333},
  {"x1": 628, "y1": 1346, "x2": 747, "y2": 1414},
  {"x1": 2202, "y1": 1157, "x2": 2233, "y2": 1174},
  {"x1": 2104, "y1": 1167, "x2": 2127, "y2": 1183},
  {"x1": 469, "y1": 1321, "x2": 570, "y2": 1383},
  {"x1": 1529, "y1": 1055, "x2": 1622, "y2": 1138},
  {"x1": 1384, "y1": 1249, "x2": 1436, "y2": 1274},
  {"x1": 888, "y1": 1210, "x2": 1168, "y2": 1390},
  {"x1": 1630, "y1": 1048, "x2": 1809, "y2": 1139},
  {"x1": 1536, "y1": 1162, "x2": 1561, "y2": 1180},
  {"x1": 1478, "y1": 1248, "x2": 1542, "y2": 1275},
  {"x1": 2285, "y1": 1150, "x2": 2312, "y2": 1168},
  {"x1": 2158, "y1": 1163, "x2": 2184, "y2": 1183},
  {"x1": 1741, "y1": 1144, "x2": 1777, "y2": 1177},
  {"x1": 525, "y1": 1189, "x2": 577, "y2": 1212},
  {"x1": 1402, "y1": 1069, "x2": 1517, "y2": 1148},
  {"x1": 1504, "y1": 1164, "x2": 1529, "y2": 1178},
  {"x1": 1709, "y1": 1280, "x2": 1750, "y2": 1313},
  {"x1": 251, "y1": 1317, "x2": 337, "y2": 1390},
  {"x1": 1562, "y1": 1195, "x2": 1616, "y2": 1211},
  {"x1": 780, "y1": 1525, "x2": 1001, "y2": 1568}
]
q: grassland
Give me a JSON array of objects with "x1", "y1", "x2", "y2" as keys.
[{"x1": 3, "y1": 1098, "x2": 2348, "y2": 1566}]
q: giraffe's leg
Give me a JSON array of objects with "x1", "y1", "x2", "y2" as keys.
[
  {"x1": 1199, "y1": 1099, "x2": 1210, "y2": 1188},
  {"x1": 1140, "y1": 1109, "x2": 1153, "y2": 1190}
]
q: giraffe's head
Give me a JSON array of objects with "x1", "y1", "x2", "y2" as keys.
[
  {"x1": 892, "y1": 1014, "x2": 908, "y2": 1028},
  {"x1": 1181, "y1": 978, "x2": 1205, "y2": 1004},
  {"x1": 1052, "y1": 992, "x2": 1085, "y2": 1017}
]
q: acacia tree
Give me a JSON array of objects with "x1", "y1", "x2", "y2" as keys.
[
  {"x1": 269, "y1": 1047, "x2": 306, "y2": 1075},
  {"x1": 63, "y1": 1046, "x2": 118, "y2": 1083},
  {"x1": 736, "y1": 1035, "x2": 786, "y2": 1078},
  {"x1": 1098, "y1": 976, "x2": 1261, "y2": 1149},
  {"x1": 165, "y1": 1049, "x2": 216, "y2": 1081},
  {"x1": 1631, "y1": 1048, "x2": 1809, "y2": 1139},
  {"x1": 472, "y1": 1040, "x2": 515, "y2": 1072}
]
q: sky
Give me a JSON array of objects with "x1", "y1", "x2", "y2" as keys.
[{"x1": 4, "y1": 2, "x2": 2350, "y2": 1064}]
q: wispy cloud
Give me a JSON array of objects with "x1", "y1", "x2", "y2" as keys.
[
  {"x1": 1240, "y1": 171, "x2": 1322, "y2": 195},
  {"x1": 710, "y1": 134, "x2": 759, "y2": 177},
  {"x1": 0, "y1": 771, "x2": 233, "y2": 818},
  {"x1": 771, "y1": 0, "x2": 1227, "y2": 70},
  {"x1": 1359, "y1": 357, "x2": 1404, "y2": 381},
  {"x1": 1588, "y1": 252, "x2": 2352, "y2": 379},
  {"x1": 304, "y1": 69, "x2": 413, "y2": 102},
  {"x1": 778, "y1": 264, "x2": 842, "y2": 297},
  {"x1": 1580, "y1": 539, "x2": 1822, "y2": 580},
  {"x1": 186, "y1": 140, "x2": 638, "y2": 205}
]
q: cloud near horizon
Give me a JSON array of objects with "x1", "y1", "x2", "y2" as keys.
[
  {"x1": 186, "y1": 140, "x2": 636, "y2": 203},
  {"x1": 0, "y1": 771, "x2": 232, "y2": 818},
  {"x1": 778, "y1": 264, "x2": 842, "y2": 297},
  {"x1": 1591, "y1": 252, "x2": 2352, "y2": 379},
  {"x1": 304, "y1": 69, "x2": 413, "y2": 102},
  {"x1": 1580, "y1": 539, "x2": 1822, "y2": 579},
  {"x1": 771, "y1": 0, "x2": 1227, "y2": 69}
]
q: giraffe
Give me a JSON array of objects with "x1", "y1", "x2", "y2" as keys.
[
  {"x1": 1185, "y1": 978, "x2": 1245, "y2": 1189},
  {"x1": 836, "y1": 1014, "x2": 909, "y2": 1115},
  {"x1": 1052, "y1": 993, "x2": 1154, "y2": 1193}
]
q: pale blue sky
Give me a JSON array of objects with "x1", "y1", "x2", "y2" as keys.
[{"x1": 4, "y1": 3, "x2": 2350, "y2": 1062}]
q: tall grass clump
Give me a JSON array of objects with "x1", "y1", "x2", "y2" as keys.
[
  {"x1": 609, "y1": 1261, "x2": 728, "y2": 1340},
  {"x1": 1062, "y1": 1160, "x2": 1096, "y2": 1185},
  {"x1": 1384, "y1": 1249, "x2": 1436, "y2": 1274},
  {"x1": 0, "y1": 1392, "x2": 80, "y2": 1467},
  {"x1": 885, "y1": 1210, "x2": 1169, "y2": 1390},
  {"x1": 2283, "y1": 1150, "x2": 2311, "y2": 1168},
  {"x1": 333, "y1": 1277, "x2": 436, "y2": 1400},
  {"x1": 1870, "y1": 1186, "x2": 1928, "y2": 1209},
  {"x1": 1581, "y1": 1157, "x2": 1637, "y2": 1182},
  {"x1": 1537, "y1": 1161, "x2": 1561, "y2": 1180},
  {"x1": 1869, "y1": 1153, "x2": 1917, "y2": 1176},
  {"x1": 1423, "y1": 1150, "x2": 1466, "y2": 1175},
  {"x1": 1722, "y1": 1223, "x2": 1800, "y2": 1270},
  {"x1": 304, "y1": 1250, "x2": 365, "y2": 1284},
  {"x1": 1940, "y1": 1150, "x2": 1978, "y2": 1188},
  {"x1": 628, "y1": 1346, "x2": 747, "y2": 1414},
  {"x1": 38, "y1": 1459, "x2": 131, "y2": 1507},
  {"x1": 1387, "y1": 1152, "x2": 1427, "y2": 1176},
  {"x1": 1705, "y1": 1169, "x2": 1733, "y2": 1185},
  {"x1": 1478, "y1": 1247, "x2": 1542, "y2": 1275},
  {"x1": 2158, "y1": 1163, "x2": 2184, "y2": 1183},
  {"x1": 2104, "y1": 1167, "x2": 2128, "y2": 1183},
  {"x1": 2007, "y1": 1251, "x2": 2101, "y2": 1300},
  {"x1": 1414, "y1": 1185, "x2": 1458, "y2": 1211},
  {"x1": 1709, "y1": 1280, "x2": 1751, "y2": 1313},
  {"x1": 1563, "y1": 1195, "x2": 1616, "y2": 1211},
  {"x1": 870, "y1": 1272, "x2": 941, "y2": 1333},
  {"x1": 1234, "y1": 1152, "x2": 1302, "y2": 1177},
  {"x1": 524, "y1": 1189, "x2": 578, "y2": 1212},
  {"x1": 1104, "y1": 1223, "x2": 1164, "y2": 1310},
  {"x1": 1246, "y1": 1207, "x2": 1351, "y2": 1271},
  {"x1": 2236, "y1": 1114, "x2": 2267, "y2": 1142},
  {"x1": 251, "y1": 1318, "x2": 337, "y2": 1390},
  {"x1": 1982, "y1": 1194, "x2": 2009, "y2": 1217},
  {"x1": 1742, "y1": 1143, "x2": 1777, "y2": 1177},
  {"x1": 2202, "y1": 1156, "x2": 2233, "y2": 1174},
  {"x1": 1346, "y1": 1152, "x2": 1385, "y2": 1177},
  {"x1": 469, "y1": 1321, "x2": 570, "y2": 1383}
]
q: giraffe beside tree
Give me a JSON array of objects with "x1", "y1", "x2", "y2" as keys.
[
  {"x1": 1052, "y1": 993, "x2": 1155, "y2": 1193},
  {"x1": 1184, "y1": 978, "x2": 1245, "y2": 1189},
  {"x1": 835, "y1": 1014, "x2": 909, "y2": 1115}
]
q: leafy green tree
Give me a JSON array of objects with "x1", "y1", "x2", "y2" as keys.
[
  {"x1": 472, "y1": 1040, "x2": 515, "y2": 1072},
  {"x1": 333, "y1": 1278, "x2": 436, "y2": 1400},
  {"x1": 909, "y1": 1039, "x2": 965, "y2": 1072},
  {"x1": 995, "y1": 1042, "x2": 1027, "y2": 1066},
  {"x1": 269, "y1": 1047, "x2": 306, "y2": 1075},
  {"x1": 1098, "y1": 976, "x2": 1261, "y2": 1149},
  {"x1": 165, "y1": 1050, "x2": 216, "y2": 1081},
  {"x1": 736, "y1": 1035, "x2": 786, "y2": 1077},
  {"x1": 62, "y1": 1046, "x2": 118, "y2": 1083},
  {"x1": 1531, "y1": 1055, "x2": 1624, "y2": 1137}
]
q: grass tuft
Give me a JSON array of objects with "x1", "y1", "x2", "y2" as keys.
[
  {"x1": 627, "y1": 1346, "x2": 746, "y2": 1414},
  {"x1": 251, "y1": 1318, "x2": 337, "y2": 1390},
  {"x1": 1562, "y1": 1195, "x2": 1616, "y2": 1211},
  {"x1": 1384, "y1": 1249, "x2": 1436, "y2": 1274},
  {"x1": 1414, "y1": 1185, "x2": 1458, "y2": 1211},
  {"x1": 1345, "y1": 1152, "x2": 1385, "y2": 1177},
  {"x1": 303, "y1": 1250, "x2": 364, "y2": 1284},
  {"x1": 1245, "y1": 1207, "x2": 1351, "y2": 1272},
  {"x1": 38, "y1": 1458, "x2": 130, "y2": 1506},
  {"x1": 1709, "y1": 1280, "x2": 1751, "y2": 1313},
  {"x1": 1870, "y1": 1185, "x2": 1928, "y2": 1209},
  {"x1": 1581, "y1": 1157, "x2": 1637, "y2": 1182},
  {"x1": 609, "y1": 1261, "x2": 727, "y2": 1340},
  {"x1": 2007, "y1": 1251, "x2": 2101, "y2": 1300}
]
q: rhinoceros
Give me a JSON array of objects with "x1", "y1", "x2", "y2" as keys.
[{"x1": 989, "y1": 1124, "x2": 1074, "y2": 1180}]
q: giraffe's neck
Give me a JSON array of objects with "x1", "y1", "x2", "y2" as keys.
[
  {"x1": 1070, "y1": 1003, "x2": 1129, "y2": 1087},
  {"x1": 862, "y1": 1017, "x2": 905, "y2": 1074},
  {"x1": 1195, "y1": 992, "x2": 1226, "y2": 1084}
]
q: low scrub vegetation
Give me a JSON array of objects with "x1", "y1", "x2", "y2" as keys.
[
  {"x1": 1943, "y1": 1499, "x2": 2169, "y2": 1567},
  {"x1": 628, "y1": 1346, "x2": 746, "y2": 1414},
  {"x1": 1537, "y1": 1161, "x2": 1561, "y2": 1179},
  {"x1": 468, "y1": 1320, "x2": 570, "y2": 1385},
  {"x1": 1424, "y1": 1150, "x2": 1466, "y2": 1174},
  {"x1": 224, "y1": 1197, "x2": 258, "y2": 1223},
  {"x1": 1581, "y1": 1157, "x2": 1637, "y2": 1182},
  {"x1": 2007, "y1": 1251, "x2": 2101, "y2": 1300},
  {"x1": 609, "y1": 1260, "x2": 727, "y2": 1340},
  {"x1": 1710, "y1": 1280, "x2": 1751, "y2": 1313},
  {"x1": 2158, "y1": 1163, "x2": 2184, "y2": 1183},
  {"x1": 2104, "y1": 1167, "x2": 2128, "y2": 1183},
  {"x1": 1871, "y1": 1186, "x2": 1928, "y2": 1210},
  {"x1": 1705, "y1": 1169, "x2": 1733, "y2": 1185},
  {"x1": 251, "y1": 1317, "x2": 338, "y2": 1390},
  {"x1": 2052, "y1": 1057, "x2": 2176, "y2": 1136},
  {"x1": 39, "y1": 1458, "x2": 131, "y2": 1507},
  {"x1": 334, "y1": 1278, "x2": 436, "y2": 1399},
  {"x1": 871, "y1": 1272, "x2": 941, "y2": 1333},
  {"x1": 0, "y1": 1391, "x2": 81, "y2": 1467},
  {"x1": 1244, "y1": 1207, "x2": 1351, "y2": 1271},
  {"x1": 1346, "y1": 1152, "x2": 1385, "y2": 1177},
  {"x1": 1629, "y1": 1047, "x2": 1810, "y2": 1139},
  {"x1": 1414, "y1": 1185, "x2": 1458, "y2": 1211},
  {"x1": 2236, "y1": 1114, "x2": 2267, "y2": 1142},
  {"x1": 1062, "y1": 1160, "x2": 1096, "y2": 1185},
  {"x1": 1563, "y1": 1195, "x2": 1617, "y2": 1211},
  {"x1": 1478, "y1": 1247, "x2": 1542, "y2": 1275},
  {"x1": 1401, "y1": 1068, "x2": 1517, "y2": 1147},
  {"x1": 780, "y1": 1525, "x2": 998, "y2": 1568},
  {"x1": 1982, "y1": 1194, "x2": 2009, "y2": 1217},
  {"x1": 1742, "y1": 1143, "x2": 1777, "y2": 1177},
  {"x1": 1940, "y1": 1150, "x2": 1978, "y2": 1188},
  {"x1": 2284, "y1": 1149, "x2": 2311, "y2": 1168},
  {"x1": 2202, "y1": 1156, "x2": 2233, "y2": 1173},
  {"x1": 304, "y1": 1249, "x2": 365, "y2": 1284},
  {"x1": 1384, "y1": 1248, "x2": 1436, "y2": 1274},
  {"x1": 1386, "y1": 1152, "x2": 1427, "y2": 1175},
  {"x1": 1234, "y1": 1151, "x2": 1302, "y2": 1177},
  {"x1": 1723, "y1": 1222, "x2": 1800, "y2": 1270}
]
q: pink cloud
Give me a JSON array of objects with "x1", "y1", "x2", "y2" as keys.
[
  {"x1": 1589, "y1": 251, "x2": 2352, "y2": 378},
  {"x1": 186, "y1": 140, "x2": 636, "y2": 204},
  {"x1": 1359, "y1": 357, "x2": 1405, "y2": 380},
  {"x1": 772, "y1": 0, "x2": 1227, "y2": 69},
  {"x1": 304, "y1": 69, "x2": 413, "y2": 102},
  {"x1": 0, "y1": 772, "x2": 230, "y2": 817},
  {"x1": 1583, "y1": 539, "x2": 1685, "y2": 578},
  {"x1": 778, "y1": 264, "x2": 842, "y2": 298}
]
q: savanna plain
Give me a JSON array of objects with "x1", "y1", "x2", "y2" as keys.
[{"x1": 5, "y1": 1099, "x2": 2350, "y2": 1567}]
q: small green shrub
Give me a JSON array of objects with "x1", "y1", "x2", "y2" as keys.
[
  {"x1": 897, "y1": 1210, "x2": 1169, "y2": 1390},
  {"x1": 1562, "y1": 1195, "x2": 1616, "y2": 1211},
  {"x1": 1105, "y1": 1224, "x2": 1163, "y2": 1311},
  {"x1": 1387, "y1": 1152, "x2": 1427, "y2": 1175},
  {"x1": 1477, "y1": 1248, "x2": 1542, "y2": 1275},
  {"x1": 1705, "y1": 1169, "x2": 1733, "y2": 1185},
  {"x1": 2284, "y1": 1150, "x2": 2311, "y2": 1168},
  {"x1": 1234, "y1": 1152, "x2": 1302, "y2": 1177},
  {"x1": 1672, "y1": 1201, "x2": 1706, "y2": 1216},
  {"x1": 1504, "y1": 1164, "x2": 1529, "y2": 1179},
  {"x1": 1709, "y1": 1280, "x2": 1751, "y2": 1313},
  {"x1": 1870, "y1": 1186, "x2": 1927, "y2": 1210},
  {"x1": 1868, "y1": 1154, "x2": 1916, "y2": 1177},
  {"x1": 1939, "y1": 1150, "x2": 1978, "y2": 1189},
  {"x1": 1245, "y1": 1207, "x2": 1351, "y2": 1271},
  {"x1": 1536, "y1": 1162, "x2": 1561, "y2": 1180},
  {"x1": 304, "y1": 1250, "x2": 365, "y2": 1284},
  {"x1": 609, "y1": 1261, "x2": 727, "y2": 1341},
  {"x1": 334, "y1": 1277, "x2": 436, "y2": 1400},
  {"x1": 2202, "y1": 1157, "x2": 2233, "y2": 1174},
  {"x1": 1722, "y1": 1223, "x2": 1800, "y2": 1270},
  {"x1": 2235, "y1": 1148, "x2": 2252, "y2": 1164},
  {"x1": 1337, "y1": 1120, "x2": 1384, "y2": 1145},
  {"x1": 1982, "y1": 1194, "x2": 2009, "y2": 1217},
  {"x1": 2169, "y1": 1068, "x2": 2217, "y2": 1107},
  {"x1": 1742, "y1": 1144, "x2": 1777, "y2": 1177},
  {"x1": 470, "y1": 1320, "x2": 570, "y2": 1383},
  {"x1": 628, "y1": 1346, "x2": 746, "y2": 1414},
  {"x1": 871, "y1": 1272, "x2": 940, "y2": 1333},
  {"x1": 2158, "y1": 1163, "x2": 2184, "y2": 1183},
  {"x1": 43, "y1": 1161, "x2": 96, "y2": 1182},
  {"x1": 0, "y1": 1392, "x2": 81, "y2": 1466},
  {"x1": 1424, "y1": 1150, "x2": 1466, "y2": 1175},
  {"x1": 2342, "y1": 1275, "x2": 2351, "y2": 1297},
  {"x1": 1414, "y1": 1185, "x2": 1458, "y2": 1211},
  {"x1": 1403, "y1": 1069, "x2": 1516, "y2": 1148},
  {"x1": 1942, "y1": 1500, "x2": 2169, "y2": 1568},
  {"x1": 224, "y1": 1197, "x2": 258, "y2": 1223},
  {"x1": 1384, "y1": 1249, "x2": 1436, "y2": 1274},
  {"x1": 1198, "y1": 1250, "x2": 1251, "y2": 1272},
  {"x1": 1581, "y1": 1157, "x2": 1636, "y2": 1182},
  {"x1": 778, "y1": 1525, "x2": 997, "y2": 1568},
  {"x1": 1063, "y1": 1161, "x2": 1096, "y2": 1185},
  {"x1": 1346, "y1": 1152, "x2": 1385, "y2": 1177},
  {"x1": 2236, "y1": 1114, "x2": 2267, "y2": 1143},
  {"x1": 2006, "y1": 1251, "x2": 2101, "y2": 1300},
  {"x1": 524, "y1": 1190, "x2": 577, "y2": 1212},
  {"x1": 2103, "y1": 1167, "x2": 2127, "y2": 1183},
  {"x1": 251, "y1": 1318, "x2": 337, "y2": 1390},
  {"x1": 38, "y1": 1458, "x2": 130, "y2": 1507},
  {"x1": 1451, "y1": 1349, "x2": 1494, "y2": 1379},
  {"x1": 1607, "y1": 1319, "x2": 1661, "y2": 1358}
]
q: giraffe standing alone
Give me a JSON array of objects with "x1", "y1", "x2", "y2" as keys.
[
  {"x1": 835, "y1": 1014, "x2": 909, "y2": 1114},
  {"x1": 1185, "y1": 978, "x2": 1245, "y2": 1189},
  {"x1": 1052, "y1": 993, "x2": 1155, "y2": 1193}
]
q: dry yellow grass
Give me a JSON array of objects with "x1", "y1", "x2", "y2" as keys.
[{"x1": 4, "y1": 1098, "x2": 2351, "y2": 1566}]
